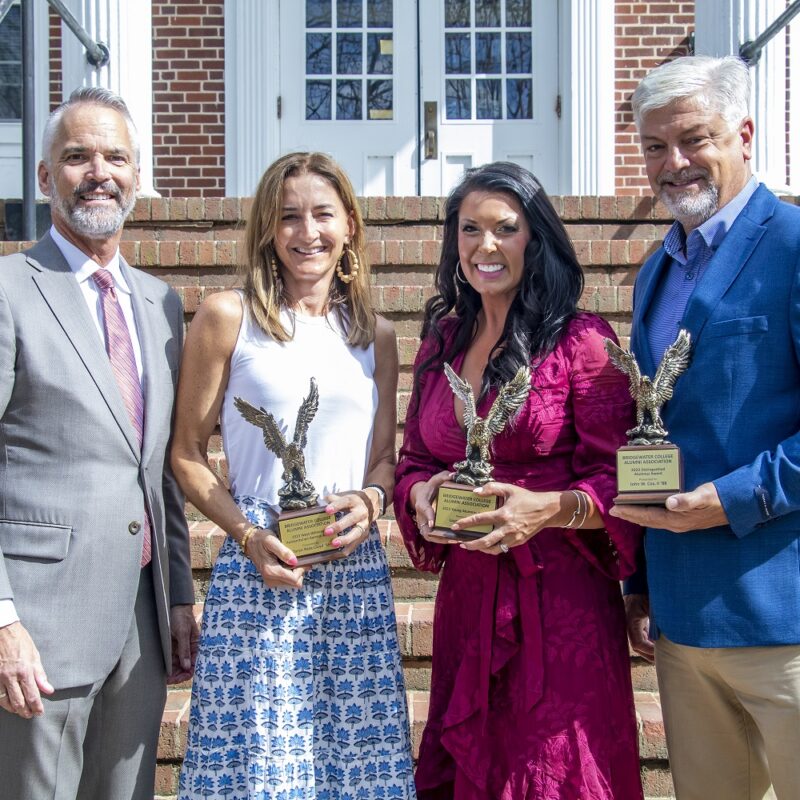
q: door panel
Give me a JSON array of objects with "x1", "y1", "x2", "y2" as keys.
[
  {"x1": 280, "y1": 0, "x2": 417, "y2": 195},
  {"x1": 419, "y1": 0, "x2": 558, "y2": 195}
]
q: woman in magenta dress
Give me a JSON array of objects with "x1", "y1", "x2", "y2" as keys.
[{"x1": 394, "y1": 162, "x2": 643, "y2": 799}]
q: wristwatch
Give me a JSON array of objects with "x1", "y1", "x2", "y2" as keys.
[{"x1": 364, "y1": 483, "x2": 387, "y2": 517}]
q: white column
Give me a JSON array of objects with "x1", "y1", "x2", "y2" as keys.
[
  {"x1": 558, "y1": 0, "x2": 616, "y2": 195},
  {"x1": 224, "y1": 0, "x2": 279, "y2": 197},
  {"x1": 60, "y1": 0, "x2": 158, "y2": 196},
  {"x1": 695, "y1": 0, "x2": 789, "y2": 192}
]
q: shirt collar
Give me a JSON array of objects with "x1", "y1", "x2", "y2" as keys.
[
  {"x1": 663, "y1": 176, "x2": 759, "y2": 260},
  {"x1": 49, "y1": 225, "x2": 131, "y2": 295}
]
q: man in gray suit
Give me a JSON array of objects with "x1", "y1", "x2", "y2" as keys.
[{"x1": 0, "y1": 87, "x2": 197, "y2": 799}]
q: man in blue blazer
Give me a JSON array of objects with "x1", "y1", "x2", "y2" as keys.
[{"x1": 612, "y1": 56, "x2": 800, "y2": 799}]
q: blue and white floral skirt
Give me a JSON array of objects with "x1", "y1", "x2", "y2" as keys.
[{"x1": 179, "y1": 496, "x2": 416, "y2": 799}]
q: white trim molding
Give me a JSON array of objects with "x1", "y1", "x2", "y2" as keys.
[
  {"x1": 695, "y1": 0, "x2": 790, "y2": 192},
  {"x1": 224, "y1": 0, "x2": 279, "y2": 197},
  {"x1": 60, "y1": 0, "x2": 158, "y2": 196},
  {"x1": 558, "y1": 0, "x2": 615, "y2": 195}
]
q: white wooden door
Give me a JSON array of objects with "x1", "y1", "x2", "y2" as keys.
[
  {"x1": 279, "y1": 0, "x2": 417, "y2": 195},
  {"x1": 277, "y1": 1, "x2": 559, "y2": 197},
  {"x1": 419, "y1": 0, "x2": 559, "y2": 195}
]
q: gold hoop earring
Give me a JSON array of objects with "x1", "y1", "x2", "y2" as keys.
[
  {"x1": 455, "y1": 260, "x2": 468, "y2": 285},
  {"x1": 336, "y1": 246, "x2": 360, "y2": 284}
]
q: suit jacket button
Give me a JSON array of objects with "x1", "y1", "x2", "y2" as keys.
[{"x1": 128, "y1": 521, "x2": 141, "y2": 535}]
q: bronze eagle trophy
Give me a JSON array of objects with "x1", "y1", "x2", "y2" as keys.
[
  {"x1": 234, "y1": 377, "x2": 320, "y2": 510},
  {"x1": 603, "y1": 330, "x2": 692, "y2": 446},
  {"x1": 443, "y1": 362, "x2": 532, "y2": 486}
]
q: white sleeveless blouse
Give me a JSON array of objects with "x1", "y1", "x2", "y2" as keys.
[{"x1": 220, "y1": 300, "x2": 377, "y2": 514}]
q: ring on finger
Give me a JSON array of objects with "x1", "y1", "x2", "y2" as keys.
[
  {"x1": 352, "y1": 523, "x2": 366, "y2": 535},
  {"x1": 499, "y1": 542, "x2": 509, "y2": 554}
]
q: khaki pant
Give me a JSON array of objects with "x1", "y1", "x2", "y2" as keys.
[{"x1": 655, "y1": 635, "x2": 800, "y2": 800}]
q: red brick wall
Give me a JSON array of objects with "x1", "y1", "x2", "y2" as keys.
[
  {"x1": 48, "y1": 8, "x2": 62, "y2": 111},
  {"x1": 614, "y1": 1, "x2": 695, "y2": 194},
  {"x1": 152, "y1": 0, "x2": 226, "y2": 197}
]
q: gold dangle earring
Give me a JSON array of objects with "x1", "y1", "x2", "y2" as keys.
[
  {"x1": 336, "y1": 246, "x2": 360, "y2": 284},
  {"x1": 270, "y1": 254, "x2": 282, "y2": 292}
]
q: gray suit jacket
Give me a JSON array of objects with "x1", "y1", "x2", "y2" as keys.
[{"x1": 0, "y1": 233, "x2": 194, "y2": 688}]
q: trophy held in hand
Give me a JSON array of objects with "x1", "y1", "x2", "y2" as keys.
[
  {"x1": 433, "y1": 363, "x2": 531, "y2": 540},
  {"x1": 604, "y1": 330, "x2": 692, "y2": 504},
  {"x1": 235, "y1": 378, "x2": 345, "y2": 566}
]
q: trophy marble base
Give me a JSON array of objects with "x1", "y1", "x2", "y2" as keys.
[
  {"x1": 615, "y1": 444, "x2": 683, "y2": 504},
  {"x1": 277, "y1": 506, "x2": 346, "y2": 566},
  {"x1": 432, "y1": 481, "x2": 498, "y2": 541}
]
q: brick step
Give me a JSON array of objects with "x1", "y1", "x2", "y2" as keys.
[
  {"x1": 157, "y1": 689, "x2": 671, "y2": 799},
  {"x1": 188, "y1": 521, "x2": 658, "y2": 690}
]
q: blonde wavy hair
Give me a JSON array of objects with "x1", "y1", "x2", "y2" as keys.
[{"x1": 240, "y1": 152, "x2": 375, "y2": 348}]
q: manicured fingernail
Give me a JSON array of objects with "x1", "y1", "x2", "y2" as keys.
[
  {"x1": 326, "y1": 504, "x2": 335, "y2": 513},
  {"x1": 289, "y1": 556, "x2": 298, "y2": 566},
  {"x1": 331, "y1": 539, "x2": 341, "y2": 548},
  {"x1": 324, "y1": 527, "x2": 335, "y2": 535}
]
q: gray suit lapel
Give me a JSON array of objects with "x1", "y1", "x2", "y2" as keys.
[
  {"x1": 26, "y1": 234, "x2": 141, "y2": 457},
  {"x1": 121, "y1": 259, "x2": 161, "y2": 465}
]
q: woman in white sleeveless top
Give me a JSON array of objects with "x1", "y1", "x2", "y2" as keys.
[{"x1": 172, "y1": 153, "x2": 416, "y2": 799}]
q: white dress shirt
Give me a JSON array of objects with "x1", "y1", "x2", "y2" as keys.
[{"x1": 0, "y1": 226, "x2": 144, "y2": 628}]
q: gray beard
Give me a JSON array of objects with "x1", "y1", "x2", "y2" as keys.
[
  {"x1": 48, "y1": 179, "x2": 136, "y2": 238},
  {"x1": 659, "y1": 182, "x2": 720, "y2": 228}
]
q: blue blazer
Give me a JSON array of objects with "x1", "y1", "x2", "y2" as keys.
[{"x1": 631, "y1": 184, "x2": 800, "y2": 647}]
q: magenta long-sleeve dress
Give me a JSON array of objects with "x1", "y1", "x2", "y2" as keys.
[{"x1": 394, "y1": 313, "x2": 644, "y2": 800}]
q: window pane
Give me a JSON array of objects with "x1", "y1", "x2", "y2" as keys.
[
  {"x1": 445, "y1": 33, "x2": 470, "y2": 74},
  {"x1": 368, "y1": 0, "x2": 393, "y2": 27},
  {"x1": 306, "y1": 80, "x2": 332, "y2": 119},
  {"x1": 337, "y1": 0, "x2": 362, "y2": 27},
  {"x1": 0, "y1": 7, "x2": 21, "y2": 62},
  {"x1": 475, "y1": 32, "x2": 500, "y2": 73},
  {"x1": 337, "y1": 33, "x2": 362, "y2": 74},
  {"x1": 477, "y1": 79, "x2": 502, "y2": 119},
  {"x1": 367, "y1": 33, "x2": 393, "y2": 74},
  {"x1": 475, "y1": 0, "x2": 500, "y2": 27},
  {"x1": 306, "y1": 0, "x2": 331, "y2": 27},
  {"x1": 368, "y1": 79, "x2": 393, "y2": 119},
  {"x1": 506, "y1": 32, "x2": 531, "y2": 74},
  {"x1": 306, "y1": 33, "x2": 332, "y2": 74},
  {"x1": 507, "y1": 78, "x2": 532, "y2": 118},
  {"x1": 446, "y1": 79, "x2": 471, "y2": 119},
  {"x1": 336, "y1": 79, "x2": 362, "y2": 119},
  {"x1": 506, "y1": 0, "x2": 532, "y2": 27},
  {"x1": 0, "y1": 7, "x2": 21, "y2": 121},
  {"x1": 445, "y1": 0, "x2": 470, "y2": 27}
]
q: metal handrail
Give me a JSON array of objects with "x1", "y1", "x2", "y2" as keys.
[
  {"x1": 45, "y1": 0, "x2": 109, "y2": 67},
  {"x1": 740, "y1": 0, "x2": 800, "y2": 66}
]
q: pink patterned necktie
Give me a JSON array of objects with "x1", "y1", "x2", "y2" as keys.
[{"x1": 92, "y1": 268, "x2": 151, "y2": 567}]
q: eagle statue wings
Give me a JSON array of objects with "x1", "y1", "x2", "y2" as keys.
[
  {"x1": 234, "y1": 377, "x2": 320, "y2": 509},
  {"x1": 444, "y1": 362, "x2": 532, "y2": 485},
  {"x1": 604, "y1": 330, "x2": 692, "y2": 444}
]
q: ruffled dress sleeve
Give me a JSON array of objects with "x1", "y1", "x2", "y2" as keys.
[
  {"x1": 394, "y1": 331, "x2": 450, "y2": 574},
  {"x1": 560, "y1": 314, "x2": 642, "y2": 579}
]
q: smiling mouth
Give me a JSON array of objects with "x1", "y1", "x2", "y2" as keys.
[
  {"x1": 475, "y1": 263, "x2": 505, "y2": 274},
  {"x1": 293, "y1": 246, "x2": 327, "y2": 255}
]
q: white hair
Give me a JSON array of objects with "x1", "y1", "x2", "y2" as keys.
[
  {"x1": 632, "y1": 55, "x2": 751, "y2": 131},
  {"x1": 41, "y1": 87, "x2": 140, "y2": 167}
]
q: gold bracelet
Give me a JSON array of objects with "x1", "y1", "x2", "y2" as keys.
[{"x1": 239, "y1": 525, "x2": 258, "y2": 556}]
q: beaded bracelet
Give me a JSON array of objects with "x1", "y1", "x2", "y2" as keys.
[{"x1": 239, "y1": 525, "x2": 258, "y2": 555}]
